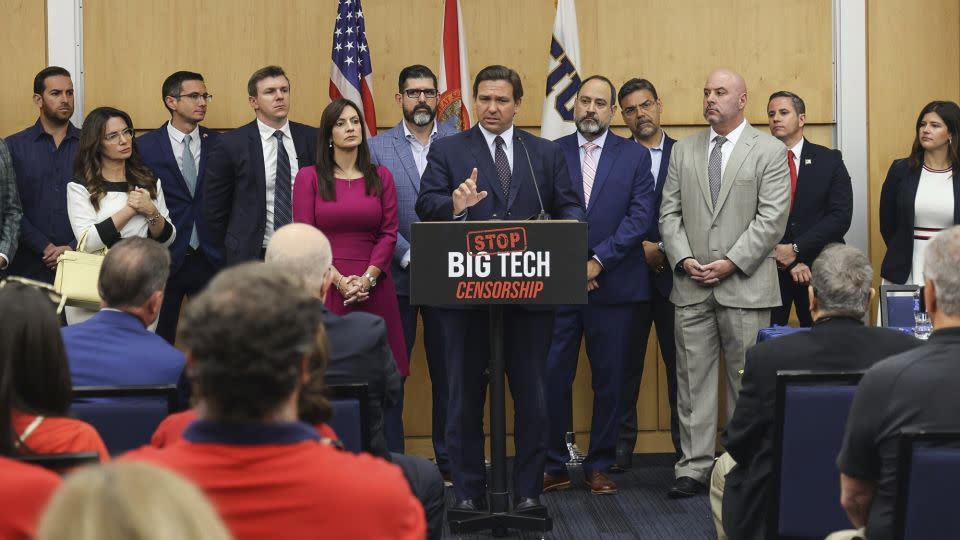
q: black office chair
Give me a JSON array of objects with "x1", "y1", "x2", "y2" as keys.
[
  {"x1": 879, "y1": 284, "x2": 920, "y2": 328},
  {"x1": 327, "y1": 383, "x2": 370, "y2": 453},
  {"x1": 14, "y1": 452, "x2": 100, "y2": 474},
  {"x1": 894, "y1": 429, "x2": 960, "y2": 540},
  {"x1": 768, "y1": 370, "x2": 864, "y2": 540},
  {"x1": 71, "y1": 385, "x2": 179, "y2": 456}
]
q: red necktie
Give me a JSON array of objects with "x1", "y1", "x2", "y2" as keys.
[{"x1": 787, "y1": 149, "x2": 798, "y2": 210}]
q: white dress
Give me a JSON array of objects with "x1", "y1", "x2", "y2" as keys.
[
  {"x1": 906, "y1": 166, "x2": 954, "y2": 285},
  {"x1": 65, "y1": 179, "x2": 176, "y2": 325}
]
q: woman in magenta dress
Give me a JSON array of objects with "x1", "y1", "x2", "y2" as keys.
[{"x1": 292, "y1": 98, "x2": 409, "y2": 377}]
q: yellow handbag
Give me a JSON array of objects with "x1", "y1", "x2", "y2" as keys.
[{"x1": 53, "y1": 230, "x2": 107, "y2": 313}]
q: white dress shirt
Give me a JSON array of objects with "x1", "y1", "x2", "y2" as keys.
[
  {"x1": 403, "y1": 121, "x2": 439, "y2": 178},
  {"x1": 257, "y1": 119, "x2": 299, "y2": 246},
  {"x1": 788, "y1": 137, "x2": 804, "y2": 173},
  {"x1": 707, "y1": 119, "x2": 748, "y2": 177},
  {"x1": 646, "y1": 131, "x2": 666, "y2": 187},
  {"x1": 166, "y1": 122, "x2": 201, "y2": 174}
]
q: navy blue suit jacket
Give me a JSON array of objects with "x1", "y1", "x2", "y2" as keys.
[
  {"x1": 416, "y1": 125, "x2": 584, "y2": 223},
  {"x1": 62, "y1": 310, "x2": 188, "y2": 398},
  {"x1": 880, "y1": 158, "x2": 960, "y2": 283},
  {"x1": 203, "y1": 120, "x2": 317, "y2": 266},
  {"x1": 138, "y1": 123, "x2": 221, "y2": 272},
  {"x1": 557, "y1": 132, "x2": 655, "y2": 304}
]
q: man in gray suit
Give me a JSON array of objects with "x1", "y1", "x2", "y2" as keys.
[
  {"x1": 659, "y1": 68, "x2": 790, "y2": 498},
  {"x1": 369, "y1": 65, "x2": 457, "y2": 470},
  {"x1": 0, "y1": 140, "x2": 23, "y2": 274}
]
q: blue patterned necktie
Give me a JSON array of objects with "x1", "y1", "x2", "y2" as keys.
[
  {"x1": 494, "y1": 135, "x2": 511, "y2": 195},
  {"x1": 273, "y1": 130, "x2": 292, "y2": 228}
]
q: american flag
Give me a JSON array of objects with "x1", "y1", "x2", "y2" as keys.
[{"x1": 329, "y1": 0, "x2": 377, "y2": 136}]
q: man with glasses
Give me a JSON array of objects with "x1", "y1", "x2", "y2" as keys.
[
  {"x1": 139, "y1": 71, "x2": 220, "y2": 344},
  {"x1": 613, "y1": 78, "x2": 681, "y2": 469},
  {"x1": 369, "y1": 65, "x2": 457, "y2": 468},
  {"x1": 5, "y1": 67, "x2": 75, "y2": 283}
]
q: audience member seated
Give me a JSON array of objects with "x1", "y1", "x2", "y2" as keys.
[
  {"x1": 0, "y1": 456, "x2": 60, "y2": 539},
  {"x1": 0, "y1": 282, "x2": 109, "y2": 461},
  {"x1": 709, "y1": 244, "x2": 920, "y2": 540},
  {"x1": 37, "y1": 462, "x2": 231, "y2": 540},
  {"x1": 830, "y1": 226, "x2": 960, "y2": 540},
  {"x1": 265, "y1": 223, "x2": 444, "y2": 539},
  {"x1": 61, "y1": 237, "x2": 187, "y2": 403},
  {"x1": 124, "y1": 263, "x2": 426, "y2": 540}
]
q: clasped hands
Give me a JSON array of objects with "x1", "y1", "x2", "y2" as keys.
[
  {"x1": 683, "y1": 258, "x2": 737, "y2": 287},
  {"x1": 127, "y1": 187, "x2": 158, "y2": 217},
  {"x1": 336, "y1": 274, "x2": 371, "y2": 305}
]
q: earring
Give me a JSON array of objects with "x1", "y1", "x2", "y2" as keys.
[{"x1": 329, "y1": 142, "x2": 333, "y2": 148}]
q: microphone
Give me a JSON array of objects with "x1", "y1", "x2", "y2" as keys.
[{"x1": 515, "y1": 135, "x2": 550, "y2": 221}]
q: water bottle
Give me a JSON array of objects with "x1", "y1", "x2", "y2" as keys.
[
  {"x1": 913, "y1": 289, "x2": 932, "y2": 340},
  {"x1": 913, "y1": 289, "x2": 922, "y2": 326}
]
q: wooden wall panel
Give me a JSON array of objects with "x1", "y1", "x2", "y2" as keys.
[{"x1": 0, "y1": 1, "x2": 48, "y2": 136}]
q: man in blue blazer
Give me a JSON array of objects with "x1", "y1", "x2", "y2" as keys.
[
  {"x1": 62, "y1": 238, "x2": 187, "y2": 404},
  {"x1": 369, "y1": 65, "x2": 458, "y2": 462},
  {"x1": 416, "y1": 65, "x2": 584, "y2": 512},
  {"x1": 139, "y1": 71, "x2": 221, "y2": 343},
  {"x1": 543, "y1": 76, "x2": 655, "y2": 496},
  {"x1": 613, "y1": 78, "x2": 681, "y2": 467},
  {"x1": 204, "y1": 65, "x2": 316, "y2": 266}
]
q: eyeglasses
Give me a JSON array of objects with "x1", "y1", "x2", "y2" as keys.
[
  {"x1": 173, "y1": 92, "x2": 214, "y2": 102},
  {"x1": 103, "y1": 128, "x2": 135, "y2": 144},
  {"x1": 0, "y1": 276, "x2": 63, "y2": 306},
  {"x1": 622, "y1": 100, "x2": 657, "y2": 117},
  {"x1": 403, "y1": 89, "x2": 438, "y2": 99}
]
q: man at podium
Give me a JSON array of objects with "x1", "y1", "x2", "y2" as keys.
[{"x1": 416, "y1": 64, "x2": 584, "y2": 512}]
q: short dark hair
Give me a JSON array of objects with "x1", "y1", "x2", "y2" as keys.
[
  {"x1": 617, "y1": 78, "x2": 659, "y2": 106},
  {"x1": 473, "y1": 65, "x2": 523, "y2": 101},
  {"x1": 768, "y1": 90, "x2": 806, "y2": 115},
  {"x1": 247, "y1": 65, "x2": 289, "y2": 97},
  {"x1": 98, "y1": 238, "x2": 171, "y2": 309},
  {"x1": 0, "y1": 283, "x2": 72, "y2": 456},
  {"x1": 161, "y1": 71, "x2": 205, "y2": 113},
  {"x1": 578, "y1": 75, "x2": 616, "y2": 104},
  {"x1": 908, "y1": 100, "x2": 960, "y2": 172},
  {"x1": 33, "y1": 66, "x2": 71, "y2": 95},
  {"x1": 180, "y1": 263, "x2": 321, "y2": 423},
  {"x1": 398, "y1": 64, "x2": 437, "y2": 92}
]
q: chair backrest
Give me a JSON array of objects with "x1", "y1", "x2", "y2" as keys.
[
  {"x1": 70, "y1": 385, "x2": 178, "y2": 456},
  {"x1": 769, "y1": 370, "x2": 864, "y2": 540},
  {"x1": 327, "y1": 383, "x2": 370, "y2": 453},
  {"x1": 895, "y1": 430, "x2": 960, "y2": 540},
  {"x1": 880, "y1": 284, "x2": 920, "y2": 328},
  {"x1": 14, "y1": 452, "x2": 100, "y2": 474}
]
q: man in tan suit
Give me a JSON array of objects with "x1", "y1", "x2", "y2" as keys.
[{"x1": 659, "y1": 69, "x2": 790, "y2": 498}]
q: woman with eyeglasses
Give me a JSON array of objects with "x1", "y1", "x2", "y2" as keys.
[{"x1": 66, "y1": 106, "x2": 176, "y2": 324}]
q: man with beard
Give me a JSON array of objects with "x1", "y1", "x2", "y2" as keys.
[
  {"x1": 613, "y1": 78, "x2": 681, "y2": 469},
  {"x1": 543, "y1": 75, "x2": 654, "y2": 495},
  {"x1": 5, "y1": 67, "x2": 78, "y2": 282},
  {"x1": 369, "y1": 65, "x2": 457, "y2": 461},
  {"x1": 138, "y1": 71, "x2": 221, "y2": 344}
]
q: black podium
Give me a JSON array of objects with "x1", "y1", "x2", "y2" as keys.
[{"x1": 411, "y1": 220, "x2": 587, "y2": 536}]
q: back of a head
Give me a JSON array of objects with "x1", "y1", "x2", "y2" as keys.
[
  {"x1": 37, "y1": 462, "x2": 232, "y2": 540},
  {"x1": 179, "y1": 263, "x2": 320, "y2": 423},
  {"x1": 98, "y1": 238, "x2": 171, "y2": 309},
  {"x1": 810, "y1": 244, "x2": 873, "y2": 318},
  {"x1": 924, "y1": 226, "x2": 960, "y2": 319},
  {"x1": 264, "y1": 224, "x2": 332, "y2": 295}
]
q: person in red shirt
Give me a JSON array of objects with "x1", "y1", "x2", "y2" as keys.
[
  {"x1": 124, "y1": 263, "x2": 426, "y2": 540},
  {"x1": 0, "y1": 456, "x2": 60, "y2": 539}
]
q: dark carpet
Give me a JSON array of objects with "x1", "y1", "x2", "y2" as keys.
[{"x1": 441, "y1": 454, "x2": 715, "y2": 539}]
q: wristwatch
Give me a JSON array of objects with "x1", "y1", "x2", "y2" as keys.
[
  {"x1": 792, "y1": 243, "x2": 800, "y2": 254},
  {"x1": 657, "y1": 241, "x2": 665, "y2": 253},
  {"x1": 362, "y1": 272, "x2": 378, "y2": 287}
]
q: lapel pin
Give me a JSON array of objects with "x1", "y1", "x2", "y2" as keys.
[
  {"x1": 804, "y1": 159, "x2": 812, "y2": 165},
  {"x1": 202, "y1": 133, "x2": 208, "y2": 139}
]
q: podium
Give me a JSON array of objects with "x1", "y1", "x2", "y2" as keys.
[{"x1": 411, "y1": 220, "x2": 587, "y2": 536}]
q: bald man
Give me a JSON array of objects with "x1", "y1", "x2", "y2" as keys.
[{"x1": 659, "y1": 69, "x2": 790, "y2": 497}]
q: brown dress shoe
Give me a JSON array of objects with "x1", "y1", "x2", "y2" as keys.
[
  {"x1": 542, "y1": 472, "x2": 572, "y2": 492},
  {"x1": 588, "y1": 471, "x2": 618, "y2": 495}
]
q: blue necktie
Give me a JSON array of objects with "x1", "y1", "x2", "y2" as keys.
[{"x1": 273, "y1": 130, "x2": 292, "y2": 228}]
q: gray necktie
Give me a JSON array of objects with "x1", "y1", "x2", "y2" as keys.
[
  {"x1": 181, "y1": 134, "x2": 199, "y2": 248},
  {"x1": 708, "y1": 135, "x2": 726, "y2": 207}
]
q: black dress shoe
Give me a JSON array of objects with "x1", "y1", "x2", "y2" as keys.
[
  {"x1": 514, "y1": 497, "x2": 545, "y2": 513},
  {"x1": 452, "y1": 497, "x2": 487, "y2": 511},
  {"x1": 612, "y1": 449, "x2": 633, "y2": 473},
  {"x1": 667, "y1": 476, "x2": 705, "y2": 499}
]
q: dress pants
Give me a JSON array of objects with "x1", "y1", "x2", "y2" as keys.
[
  {"x1": 391, "y1": 452, "x2": 445, "y2": 540},
  {"x1": 617, "y1": 288, "x2": 679, "y2": 457},
  {"x1": 673, "y1": 294, "x2": 769, "y2": 482},
  {"x1": 771, "y1": 269, "x2": 813, "y2": 327},
  {"x1": 545, "y1": 303, "x2": 641, "y2": 475},
  {"x1": 156, "y1": 248, "x2": 217, "y2": 344},
  {"x1": 441, "y1": 306, "x2": 553, "y2": 501},
  {"x1": 397, "y1": 296, "x2": 447, "y2": 469}
]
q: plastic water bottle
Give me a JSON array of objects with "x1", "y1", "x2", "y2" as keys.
[
  {"x1": 913, "y1": 289, "x2": 922, "y2": 326},
  {"x1": 913, "y1": 289, "x2": 932, "y2": 340}
]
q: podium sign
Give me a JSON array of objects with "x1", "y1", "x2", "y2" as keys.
[{"x1": 410, "y1": 220, "x2": 587, "y2": 306}]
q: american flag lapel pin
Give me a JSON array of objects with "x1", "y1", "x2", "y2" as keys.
[{"x1": 804, "y1": 159, "x2": 812, "y2": 165}]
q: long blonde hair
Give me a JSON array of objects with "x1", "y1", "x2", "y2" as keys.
[{"x1": 37, "y1": 462, "x2": 232, "y2": 540}]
